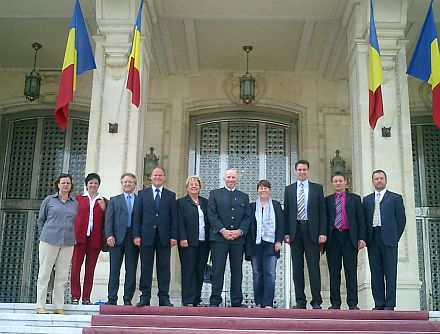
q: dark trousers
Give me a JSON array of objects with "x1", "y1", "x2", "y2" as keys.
[
  {"x1": 178, "y1": 241, "x2": 210, "y2": 305},
  {"x1": 209, "y1": 241, "x2": 244, "y2": 306},
  {"x1": 290, "y1": 223, "x2": 322, "y2": 307},
  {"x1": 368, "y1": 228, "x2": 398, "y2": 308},
  {"x1": 326, "y1": 230, "x2": 358, "y2": 308},
  {"x1": 107, "y1": 228, "x2": 139, "y2": 304},
  {"x1": 139, "y1": 231, "x2": 171, "y2": 302}
]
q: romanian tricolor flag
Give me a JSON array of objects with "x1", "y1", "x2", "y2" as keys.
[
  {"x1": 368, "y1": 0, "x2": 384, "y2": 129},
  {"x1": 407, "y1": 0, "x2": 440, "y2": 128},
  {"x1": 55, "y1": 0, "x2": 96, "y2": 129},
  {"x1": 126, "y1": 1, "x2": 144, "y2": 107}
]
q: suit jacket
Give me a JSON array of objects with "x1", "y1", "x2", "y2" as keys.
[
  {"x1": 177, "y1": 195, "x2": 210, "y2": 246},
  {"x1": 133, "y1": 187, "x2": 178, "y2": 247},
  {"x1": 363, "y1": 190, "x2": 406, "y2": 247},
  {"x1": 284, "y1": 181, "x2": 327, "y2": 243},
  {"x1": 74, "y1": 194, "x2": 107, "y2": 249},
  {"x1": 105, "y1": 193, "x2": 135, "y2": 245},
  {"x1": 245, "y1": 199, "x2": 284, "y2": 259},
  {"x1": 325, "y1": 192, "x2": 366, "y2": 249},
  {"x1": 208, "y1": 187, "x2": 251, "y2": 244}
]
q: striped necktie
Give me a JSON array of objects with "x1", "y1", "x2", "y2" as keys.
[
  {"x1": 297, "y1": 183, "x2": 306, "y2": 220},
  {"x1": 334, "y1": 193, "x2": 342, "y2": 229}
]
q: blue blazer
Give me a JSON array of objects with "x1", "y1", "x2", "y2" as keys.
[
  {"x1": 363, "y1": 190, "x2": 406, "y2": 247},
  {"x1": 284, "y1": 181, "x2": 327, "y2": 243},
  {"x1": 105, "y1": 193, "x2": 135, "y2": 245},
  {"x1": 133, "y1": 187, "x2": 178, "y2": 247}
]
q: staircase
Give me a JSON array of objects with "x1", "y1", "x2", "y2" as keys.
[
  {"x1": 0, "y1": 303, "x2": 98, "y2": 333},
  {"x1": 84, "y1": 305, "x2": 440, "y2": 334}
]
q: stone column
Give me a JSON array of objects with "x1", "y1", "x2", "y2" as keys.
[
  {"x1": 347, "y1": 0, "x2": 420, "y2": 310},
  {"x1": 85, "y1": 0, "x2": 151, "y2": 303}
]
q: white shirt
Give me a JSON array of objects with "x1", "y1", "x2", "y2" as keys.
[
  {"x1": 374, "y1": 188, "x2": 387, "y2": 227},
  {"x1": 84, "y1": 192, "x2": 103, "y2": 236},
  {"x1": 197, "y1": 204, "x2": 206, "y2": 241},
  {"x1": 152, "y1": 185, "x2": 163, "y2": 199}
]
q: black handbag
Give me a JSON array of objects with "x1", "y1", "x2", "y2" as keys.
[{"x1": 203, "y1": 263, "x2": 213, "y2": 284}]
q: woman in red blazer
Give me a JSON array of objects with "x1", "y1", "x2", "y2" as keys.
[{"x1": 71, "y1": 173, "x2": 107, "y2": 305}]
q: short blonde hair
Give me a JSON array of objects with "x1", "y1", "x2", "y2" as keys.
[{"x1": 185, "y1": 175, "x2": 203, "y2": 188}]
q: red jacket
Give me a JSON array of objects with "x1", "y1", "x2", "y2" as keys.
[{"x1": 74, "y1": 194, "x2": 108, "y2": 249}]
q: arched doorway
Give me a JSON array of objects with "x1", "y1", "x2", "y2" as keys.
[
  {"x1": 187, "y1": 110, "x2": 298, "y2": 307},
  {"x1": 0, "y1": 111, "x2": 88, "y2": 303}
]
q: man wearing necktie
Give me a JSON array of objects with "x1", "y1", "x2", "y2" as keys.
[
  {"x1": 133, "y1": 167, "x2": 178, "y2": 307},
  {"x1": 324, "y1": 172, "x2": 365, "y2": 310},
  {"x1": 363, "y1": 170, "x2": 406, "y2": 311},
  {"x1": 284, "y1": 160, "x2": 327, "y2": 309},
  {"x1": 104, "y1": 173, "x2": 139, "y2": 305},
  {"x1": 208, "y1": 168, "x2": 251, "y2": 307}
]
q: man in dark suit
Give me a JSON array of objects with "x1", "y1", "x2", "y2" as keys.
[
  {"x1": 208, "y1": 168, "x2": 251, "y2": 307},
  {"x1": 133, "y1": 167, "x2": 178, "y2": 307},
  {"x1": 325, "y1": 172, "x2": 365, "y2": 310},
  {"x1": 363, "y1": 170, "x2": 406, "y2": 311},
  {"x1": 284, "y1": 160, "x2": 327, "y2": 309},
  {"x1": 105, "y1": 172, "x2": 139, "y2": 305}
]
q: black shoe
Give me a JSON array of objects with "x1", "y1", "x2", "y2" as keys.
[
  {"x1": 105, "y1": 300, "x2": 117, "y2": 305},
  {"x1": 123, "y1": 301, "x2": 132, "y2": 306},
  {"x1": 82, "y1": 300, "x2": 93, "y2": 305},
  {"x1": 349, "y1": 306, "x2": 360, "y2": 310},
  {"x1": 137, "y1": 300, "x2": 150, "y2": 307},
  {"x1": 312, "y1": 305, "x2": 322, "y2": 310},
  {"x1": 71, "y1": 298, "x2": 79, "y2": 305},
  {"x1": 291, "y1": 304, "x2": 307, "y2": 309},
  {"x1": 159, "y1": 299, "x2": 174, "y2": 307},
  {"x1": 231, "y1": 304, "x2": 247, "y2": 308},
  {"x1": 328, "y1": 305, "x2": 340, "y2": 309},
  {"x1": 209, "y1": 304, "x2": 219, "y2": 307},
  {"x1": 384, "y1": 306, "x2": 394, "y2": 311},
  {"x1": 372, "y1": 306, "x2": 384, "y2": 310}
]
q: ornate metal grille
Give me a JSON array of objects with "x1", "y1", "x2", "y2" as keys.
[
  {"x1": 429, "y1": 219, "x2": 440, "y2": 311},
  {"x1": 37, "y1": 118, "x2": 66, "y2": 199},
  {"x1": 69, "y1": 119, "x2": 89, "y2": 196},
  {"x1": 199, "y1": 123, "x2": 221, "y2": 199},
  {"x1": 416, "y1": 218, "x2": 427, "y2": 310},
  {"x1": 0, "y1": 115, "x2": 89, "y2": 303},
  {"x1": 194, "y1": 120, "x2": 290, "y2": 308},
  {"x1": 0, "y1": 212, "x2": 28, "y2": 302},
  {"x1": 422, "y1": 126, "x2": 440, "y2": 206},
  {"x1": 5, "y1": 120, "x2": 37, "y2": 199}
]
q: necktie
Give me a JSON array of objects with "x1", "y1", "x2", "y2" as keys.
[
  {"x1": 334, "y1": 193, "x2": 342, "y2": 229},
  {"x1": 297, "y1": 183, "x2": 306, "y2": 220},
  {"x1": 372, "y1": 192, "x2": 381, "y2": 227},
  {"x1": 126, "y1": 194, "x2": 132, "y2": 227},
  {"x1": 155, "y1": 189, "x2": 161, "y2": 212}
]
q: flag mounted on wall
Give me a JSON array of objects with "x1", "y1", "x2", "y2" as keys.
[
  {"x1": 368, "y1": 0, "x2": 384, "y2": 129},
  {"x1": 126, "y1": 1, "x2": 144, "y2": 107},
  {"x1": 407, "y1": 0, "x2": 440, "y2": 128},
  {"x1": 55, "y1": 0, "x2": 96, "y2": 130}
]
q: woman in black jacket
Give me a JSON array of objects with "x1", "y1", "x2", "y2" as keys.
[
  {"x1": 245, "y1": 180, "x2": 284, "y2": 308},
  {"x1": 177, "y1": 175, "x2": 210, "y2": 306}
]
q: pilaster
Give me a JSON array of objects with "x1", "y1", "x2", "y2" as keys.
[{"x1": 347, "y1": 0, "x2": 420, "y2": 310}]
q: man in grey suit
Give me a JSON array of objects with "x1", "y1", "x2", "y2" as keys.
[
  {"x1": 325, "y1": 172, "x2": 365, "y2": 310},
  {"x1": 284, "y1": 160, "x2": 327, "y2": 309},
  {"x1": 208, "y1": 168, "x2": 251, "y2": 307},
  {"x1": 364, "y1": 170, "x2": 406, "y2": 310},
  {"x1": 105, "y1": 172, "x2": 139, "y2": 305}
]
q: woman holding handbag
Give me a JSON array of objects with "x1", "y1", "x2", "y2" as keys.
[{"x1": 70, "y1": 173, "x2": 108, "y2": 305}]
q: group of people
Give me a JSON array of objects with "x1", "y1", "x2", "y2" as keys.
[{"x1": 35, "y1": 160, "x2": 406, "y2": 314}]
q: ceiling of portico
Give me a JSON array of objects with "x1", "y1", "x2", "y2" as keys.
[{"x1": 0, "y1": 0, "x2": 438, "y2": 81}]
